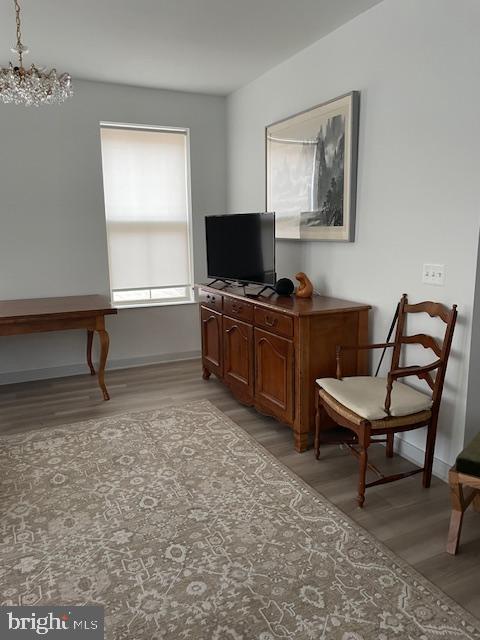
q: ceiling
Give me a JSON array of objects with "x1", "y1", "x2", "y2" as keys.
[{"x1": 0, "y1": 0, "x2": 383, "y2": 95}]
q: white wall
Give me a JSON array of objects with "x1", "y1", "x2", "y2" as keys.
[
  {"x1": 464, "y1": 231, "x2": 480, "y2": 446},
  {"x1": 0, "y1": 79, "x2": 227, "y2": 382},
  {"x1": 227, "y1": 0, "x2": 480, "y2": 470}
]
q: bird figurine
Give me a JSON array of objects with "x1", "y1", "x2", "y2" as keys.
[{"x1": 295, "y1": 272, "x2": 313, "y2": 298}]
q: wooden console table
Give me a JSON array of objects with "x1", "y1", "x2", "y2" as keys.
[
  {"x1": 0, "y1": 295, "x2": 117, "y2": 400},
  {"x1": 198, "y1": 284, "x2": 371, "y2": 452}
]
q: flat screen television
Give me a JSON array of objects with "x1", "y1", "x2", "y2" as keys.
[{"x1": 205, "y1": 212, "x2": 276, "y2": 285}]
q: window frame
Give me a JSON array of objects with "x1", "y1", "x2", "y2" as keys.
[{"x1": 100, "y1": 121, "x2": 195, "y2": 309}]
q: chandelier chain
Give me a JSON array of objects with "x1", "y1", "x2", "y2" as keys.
[{"x1": 14, "y1": 0, "x2": 23, "y2": 67}]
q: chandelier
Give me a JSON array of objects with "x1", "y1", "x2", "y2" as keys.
[{"x1": 0, "y1": 0, "x2": 72, "y2": 106}]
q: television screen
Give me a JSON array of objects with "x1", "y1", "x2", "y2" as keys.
[{"x1": 205, "y1": 213, "x2": 275, "y2": 285}]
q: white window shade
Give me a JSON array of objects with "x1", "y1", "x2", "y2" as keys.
[{"x1": 100, "y1": 125, "x2": 192, "y2": 298}]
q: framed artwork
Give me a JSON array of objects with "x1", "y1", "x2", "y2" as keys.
[{"x1": 266, "y1": 91, "x2": 359, "y2": 241}]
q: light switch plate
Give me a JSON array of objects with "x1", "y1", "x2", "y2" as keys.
[{"x1": 422, "y1": 263, "x2": 445, "y2": 286}]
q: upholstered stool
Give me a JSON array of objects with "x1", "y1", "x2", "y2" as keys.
[{"x1": 446, "y1": 433, "x2": 480, "y2": 554}]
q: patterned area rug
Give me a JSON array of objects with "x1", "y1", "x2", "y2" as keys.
[{"x1": 0, "y1": 400, "x2": 479, "y2": 640}]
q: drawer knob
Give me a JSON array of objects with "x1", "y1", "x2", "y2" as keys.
[{"x1": 265, "y1": 315, "x2": 277, "y2": 327}]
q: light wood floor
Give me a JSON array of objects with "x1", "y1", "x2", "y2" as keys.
[{"x1": 1, "y1": 358, "x2": 479, "y2": 616}]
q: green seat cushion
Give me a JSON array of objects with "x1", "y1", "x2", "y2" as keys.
[{"x1": 457, "y1": 432, "x2": 480, "y2": 477}]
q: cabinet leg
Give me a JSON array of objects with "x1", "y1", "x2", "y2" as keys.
[
  {"x1": 202, "y1": 366, "x2": 211, "y2": 380},
  {"x1": 294, "y1": 431, "x2": 308, "y2": 453}
]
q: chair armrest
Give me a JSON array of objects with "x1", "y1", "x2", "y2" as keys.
[
  {"x1": 387, "y1": 360, "x2": 442, "y2": 381},
  {"x1": 336, "y1": 343, "x2": 396, "y2": 379},
  {"x1": 384, "y1": 360, "x2": 441, "y2": 414},
  {"x1": 337, "y1": 342, "x2": 396, "y2": 353}
]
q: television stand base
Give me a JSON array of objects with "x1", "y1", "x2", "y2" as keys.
[
  {"x1": 244, "y1": 284, "x2": 276, "y2": 298},
  {"x1": 206, "y1": 280, "x2": 276, "y2": 297},
  {"x1": 207, "y1": 278, "x2": 230, "y2": 288}
]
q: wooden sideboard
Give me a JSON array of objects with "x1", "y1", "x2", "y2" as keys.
[{"x1": 198, "y1": 284, "x2": 371, "y2": 452}]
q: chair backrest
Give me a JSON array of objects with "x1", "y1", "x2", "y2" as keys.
[{"x1": 390, "y1": 293, "x2": 457, "y2": 410}]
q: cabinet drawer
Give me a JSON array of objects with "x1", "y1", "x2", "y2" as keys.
[
  {"x1": 198, "y1": 288, "x2": 223, "y2": 312},
  {"x1": 224, "y1": 297, "x2": 254, "y2": 323},
  {"x1": 254, "y1": 307, "x2": 293, "y2": 338}
]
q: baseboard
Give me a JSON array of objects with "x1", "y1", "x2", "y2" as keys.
[
  {"x1": 0, "y1": 350, "x2": 201, "y2": 386},
  {"x1": 394, "y1": 435, "x2": 450, "y2": 482}
]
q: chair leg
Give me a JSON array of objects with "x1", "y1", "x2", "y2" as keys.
[
  {"x1": 473, "y1": 492, "x2": 480, "y2": 512},
  {"x1": 357, "y1": 430, "x2": 370, "y2": 508},
  {"x1": 446, "y1": 475, "x2": 465, "y2": 555},
  {"x1": 423, "y1": 418, "x2": 438, "y2": 488},
  {"x1": 386, "y1": 433, "x2": 394, "y2": 458},
  {"x1": 314, "y1": 393, "x2": 322, "y2": 460},
  {"x1": 446, "y1": 509, "x2": 464, "y2": 555}
]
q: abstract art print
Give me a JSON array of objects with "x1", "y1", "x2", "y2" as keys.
[{"x1": 266, "y1": 92, "x2": 359, "y2": 241}]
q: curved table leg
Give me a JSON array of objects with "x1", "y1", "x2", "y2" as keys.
[
  {"x1": 87, "y1": 330, "x2": 96, "y2": 375},
  {"x1": 97, "y1": 329, "x2": 110, "y2": 401}
]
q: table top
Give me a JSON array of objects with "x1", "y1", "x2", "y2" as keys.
[
  {"x1": 198, "y1": 284, "x2": 371, "y2": 317},
  {"x1": 0, "y1": 295, "x2": 117, "y2": 324}
]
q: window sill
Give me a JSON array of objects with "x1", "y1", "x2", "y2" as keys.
[{"x1": 114, "y1": 299, "x2": 198, "y2": 311}]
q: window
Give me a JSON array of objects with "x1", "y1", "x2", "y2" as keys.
[{"x1": 99, "y1": 123, "x2": 194, "y2": 306}]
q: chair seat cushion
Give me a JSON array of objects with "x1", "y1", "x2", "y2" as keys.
[
  {"x1": 316, "y1": 376, "x2": 432, "y2": 421},
  {"x1": 456, "y1": 433, "x2": 480, "y2": 478}
]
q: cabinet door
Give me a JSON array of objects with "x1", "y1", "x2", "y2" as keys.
[
  {"x1": 201, "y1": 306, "x2": 223, "y2": 377},
  {"x1": 254, "y1": 328, "x2": 294, "y2": 424},
  {"x1": 223, "y1": 316, "x2": 254, "y2": 402}
]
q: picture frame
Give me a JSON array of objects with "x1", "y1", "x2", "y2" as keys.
[{"x1": 266, "y1": 91, "x2": 360, "y2": 241}]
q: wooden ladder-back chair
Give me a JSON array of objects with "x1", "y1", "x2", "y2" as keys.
[{"x1": 314, "y1": 293, "x2": 457, "y2": 507}]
